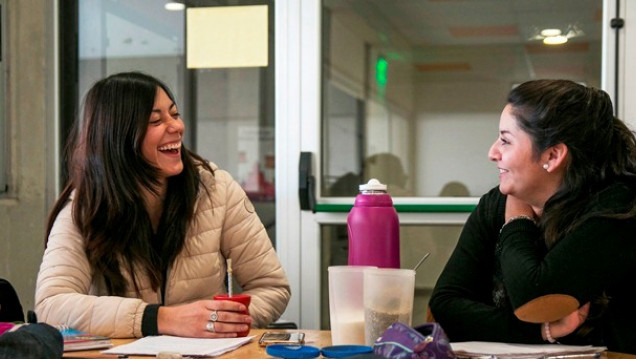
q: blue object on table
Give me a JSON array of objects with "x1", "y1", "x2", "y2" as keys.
[
  {"x1": 321, "y1": 345, "x2": 374, "y2": 358},
  {"x1": 266, "y1": 344, "x2": 321, "y2": 358}
]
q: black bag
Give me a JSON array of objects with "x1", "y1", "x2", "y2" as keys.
[
  {"x1": 0, "y1": 279, "x2": 24, "y2": 322},
  {"x1": 0, "y1": 279, "x2": 63, "y2": 358},
  {"x1": 0, "y1": 323, "x2": 63, "y2": 359}
]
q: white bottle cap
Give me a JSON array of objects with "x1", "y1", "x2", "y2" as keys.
[{"x1": 359, "y1": 178, "x2": 387, "y2": 191}]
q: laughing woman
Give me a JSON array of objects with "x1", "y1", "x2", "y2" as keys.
[
  {"x1": 35, "y1": 72, "x2": 290, "y2": 338},
  {"x1": 430, "y1": 79, "x2": 636, "y2": 353}
]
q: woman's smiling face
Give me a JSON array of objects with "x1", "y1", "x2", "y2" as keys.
[
  {"x1": 141, "y1": 87, "x2": 185, "y2": 184},
  {"x1": 488, "y1": 104, "x2": 548, "y2": 201}
]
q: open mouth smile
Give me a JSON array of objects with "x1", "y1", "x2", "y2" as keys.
[{"x1": 158, "y1": 142, "x2": 181, "y2": 154}]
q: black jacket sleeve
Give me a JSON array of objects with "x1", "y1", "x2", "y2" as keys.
[
  {"x1": 500, "y1": 214, "x2": 636, "y2": 308},
  {"x1": 498, "y1": 185, "x2": 636, "y2": 352},
  {"x1": 429, "y1": 187, "x2": 543, "y2": 343}
]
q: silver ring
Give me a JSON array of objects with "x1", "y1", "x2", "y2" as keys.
[
  {"x1": 209, "y1": 310, "x2": 219, "y2": 322},
  {"x1": 205, "y1": 321, "x2": 215, "y2": 332}
]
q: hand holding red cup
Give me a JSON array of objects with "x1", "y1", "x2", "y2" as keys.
[{"x1": 213, "y1": 294, "x2": 251, "y2": 337}]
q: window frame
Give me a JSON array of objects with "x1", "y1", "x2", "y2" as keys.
[{"x1": 0, "y1": 0, "x2": 7, "y2": 195}]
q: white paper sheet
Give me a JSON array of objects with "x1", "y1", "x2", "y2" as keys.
[
  {"x1": 451, "y1": 342, "x2": 606, "y2": 358},
  {"x1": 102, "y1": 335, "x2": 254, "y2": 357}
]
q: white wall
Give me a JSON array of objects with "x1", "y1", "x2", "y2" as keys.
[
  {"x1": 416, "y1": 111, "x2": 498, "y2": 197},
  {"x1": 413, "y1": 80, "x2": 515, "y2": 196}
]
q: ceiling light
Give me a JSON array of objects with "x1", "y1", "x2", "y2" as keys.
[
  {"x1": 540, "y1": 29, "x2": 562, "y2": 37},
  {"x1": 165, "y1": 2, "x2": 185, "y2": 11},
  {"x1": 528, "y1": 24, "x2": 584, "y2": 45},
  {"x1": 543, "y1": 35, "x2": 568, "y2": 45}
]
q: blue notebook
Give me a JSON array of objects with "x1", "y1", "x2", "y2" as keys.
[{"x1": 58, "y1": 326, "x2": 113, "y2": 352}]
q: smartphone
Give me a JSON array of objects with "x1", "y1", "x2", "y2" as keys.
[{"x1": 258, "y1": 332, "x2": 305, "y2": 347}]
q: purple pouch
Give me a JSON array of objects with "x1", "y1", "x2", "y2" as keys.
[{"x1": 372, "y1": 322, "x2": 456, "y2": 359}]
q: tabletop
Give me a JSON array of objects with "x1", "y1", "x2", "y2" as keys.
[
  {"x1": 62, "y1": 329, "x2": 330, "y2": 358},
  {"x1": 62, "y1": 328, "x2": 636, "y2": 359}
]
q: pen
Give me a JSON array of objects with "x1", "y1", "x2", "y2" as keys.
[{"x1": 227, "y1": 258, "x2": 233, "y2": 297}]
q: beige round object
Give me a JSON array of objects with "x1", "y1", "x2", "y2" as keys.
[
  {"x1": 514, "y1": 294, "x2": 580, "y2": 323},
  {"x1": 156, "y1": 352, "x2": 183, "y2": 359}
]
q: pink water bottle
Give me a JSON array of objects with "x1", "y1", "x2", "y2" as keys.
[{"x1": 347, "y1": 178, "x2": 400, "y2": 268}]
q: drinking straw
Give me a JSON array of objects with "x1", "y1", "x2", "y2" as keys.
[{"x1": 413, "y1": 252, "x2": 430, "y2": 272}]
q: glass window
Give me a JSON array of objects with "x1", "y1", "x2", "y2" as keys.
[
  {"x1": 0, "y1": 0, "x2": 6, "y2": 194},
  {"x1": 77, "y1": 0, "x2": 187, "y2": 121},
  {"x1": 71, "y1": 0, "x2": 275, "y2": 242},
  {"x1": 321, "y1": 0, "x2": 603, "y2": 198},
  {"x1": 318, "y1": 0, "x2": 603, "y2": 330}
]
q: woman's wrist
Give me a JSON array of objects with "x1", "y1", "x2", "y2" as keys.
[
  {"x1": 500, "y1": 215, "x2": 536, "y2": 233},
  {"x1": 156, "y1": 306, "x2": 173, "y2": 336}
]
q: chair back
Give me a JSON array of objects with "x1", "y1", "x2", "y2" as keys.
[{"x1": 0, "y1": 278, "x2": 25, "y2": 322}]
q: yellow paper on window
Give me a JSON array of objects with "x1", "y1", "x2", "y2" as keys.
[{"x1": 187, "y1": 5, "x2": 268, "y2": 68}]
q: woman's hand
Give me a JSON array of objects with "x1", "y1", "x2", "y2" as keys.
[
  {"x1": 543, "y1": 302, "x2": 590, "y2": 341},
  {"x1": 505, "y1": 195, "x2": 536, "y2": 222},
  {"x1": 157, "y1": 299, "x2": 252, "y2": 338}
]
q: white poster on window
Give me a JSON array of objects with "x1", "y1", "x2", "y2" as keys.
[{"x1": 237, "y1": 126, "x2": 275, "y2": 200}]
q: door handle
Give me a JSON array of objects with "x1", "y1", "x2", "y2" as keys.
[{"x1": 298, "y1": 152, "x2": 316, "y2": 211}]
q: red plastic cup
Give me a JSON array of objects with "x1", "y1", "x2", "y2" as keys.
[{"x1": 213, "y1": 294, "x2": 251, "y2": 337}]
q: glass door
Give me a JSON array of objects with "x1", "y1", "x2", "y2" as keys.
[
  {"x1": 282, "y1": 0, "x2": 617, "y2": 329},
  {"x1": 65, "y1": 0, "x2": 283, "y2": 315},
  {"x1": 68, "y1": 0, "x2": 275, "y2": 240}
]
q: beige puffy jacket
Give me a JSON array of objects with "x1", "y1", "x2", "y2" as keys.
[{"x1": 35, "y1": 163, "x2": 291, "y2": 338}]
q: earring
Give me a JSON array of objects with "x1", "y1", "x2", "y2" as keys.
[{"x1": 542, "y1": 164, "x2": 549, "y2": 170}]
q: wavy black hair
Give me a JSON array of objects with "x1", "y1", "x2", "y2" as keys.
[
  {"x1": 46, "y1": 72, "x2": 213, "y2": 296},
  {"x1": 508, "y1": 79, "x2": 636, "y2": 247}
]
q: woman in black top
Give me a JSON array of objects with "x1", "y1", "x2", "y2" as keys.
[{"x1": 429, "y1": 79, "x2": 636, "y2": 353}]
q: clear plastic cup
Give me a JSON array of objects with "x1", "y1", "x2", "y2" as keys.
[
  {"x1": 363, "y1": 268, "x2": 415, "y2": 345},
  {"x1": 328, "y1": 266, "x2": 376, "y2": 345}
]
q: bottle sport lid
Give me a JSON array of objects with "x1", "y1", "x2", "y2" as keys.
[
  {"x1": 359, "y1": 178, "x2": 387, "y2": 192},
  {"x1": 266, "y1": 344, "x2": 321, "y2": 358},
  {"x1": 321, "y1": 345, "x2": 374, "y2": 358},
  {"x1": 265, "y1": 344, "x2": 374, "y2": 358}
]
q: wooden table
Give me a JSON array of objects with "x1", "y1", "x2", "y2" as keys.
[
  {"x1": 62, "y1": 329, "x2": 636, "y2": 359},
  {"x1": 63, "y1": 329, "x2": 331, "y2": 358}
]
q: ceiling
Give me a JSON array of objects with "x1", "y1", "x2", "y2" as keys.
[
  {"x1": 325, "y1": 0, "x2": 604, "y2": 83},
  {"x1": 338, "y1": 0, "x2": 603, "y2": 46}
]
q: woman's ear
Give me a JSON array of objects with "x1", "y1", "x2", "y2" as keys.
[{"x1": 543, "y1": 143, "x2": 568, "y2": 172}]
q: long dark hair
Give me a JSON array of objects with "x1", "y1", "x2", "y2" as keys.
[
  {"x1": 46, "y1": 72, "x2": 213, "y2": 296},
  {"x1": 508, "y1": 79, "x2": 636, "y2": 247}
]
